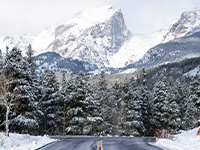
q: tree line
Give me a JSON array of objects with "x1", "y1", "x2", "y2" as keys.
[{"x1": 0, "y1": 46, "x2": 199, "y2": 136}]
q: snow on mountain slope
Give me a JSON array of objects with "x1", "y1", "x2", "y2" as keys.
[
  {"x1": 133, "y1": 30, "x2": 200, "y2": 70},
  {"x1": 135, "y1": 8, "x2": 200, "y2": 50},
  {"x1": 120, "y1": 8, "x2": 200, "y2": 73},
  {"x1": 108, "y1": 34, "x2": 149, "y2": 68},
  {"x1": 0, "y1": 34, "x2": 34, "y2": 55},
  {"x1": 183, "y1": 65, "x2": 200, "y2": 77}
]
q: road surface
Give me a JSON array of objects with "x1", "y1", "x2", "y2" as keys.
[{"x1": 37, "y1": 137, "x2": 162, "y2": 150}]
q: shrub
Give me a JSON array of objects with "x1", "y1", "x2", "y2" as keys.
[{"x1": 154, "y1": 128, "x2": 175, "y2": 140}]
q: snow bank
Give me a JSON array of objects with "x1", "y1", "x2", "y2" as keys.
[
  {"x1": 153, "y1": 127, "x2": 200, "y2": 150},
  {"x1": 0, "y1": 132, "x2": 55, "y2": 150}
]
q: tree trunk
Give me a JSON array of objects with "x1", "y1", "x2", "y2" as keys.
[{"x1": 6, "y1": 106, "x2": 9, "y2": 137}]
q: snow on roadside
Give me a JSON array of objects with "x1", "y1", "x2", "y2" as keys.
[
  {"x1": 153, "y1": 127, "x2": 200, "y2": 150},
  {"x1": 0, "y1": 132, "x2": 56, "y2": 150}
]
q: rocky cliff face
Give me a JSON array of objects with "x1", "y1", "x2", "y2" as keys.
[
  {"x1": 32, "y1": 5, "x2": 131, "y2": 68},
  {"x1": 161, "y1": 8, "x2": 200, "y2": 42},
  {"x1": 1, "y1": 6, "x2": 131, "y2": 68}
]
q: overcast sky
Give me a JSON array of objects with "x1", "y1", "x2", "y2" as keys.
[{"x1": 0, "y1": 0, "x2": 200, "y2": 36}]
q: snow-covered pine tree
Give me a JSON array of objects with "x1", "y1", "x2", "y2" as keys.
[
  {"x1": 121, "y1": 78, "x2": 129, "y2": 135},
  {"x1": 65, "y1": 71, "x2": 90, "y2": 135},
  {"x1": 26, "y1": 44, "x2": 37, "y2": 80},
  {"x1": 122, "y1": 76, "x2": 144, "y2": 136},
  {"x1": 25, "y1": 44, "x2": 40, "y2": 133},
  {"x1": 61, "y1": 71, "x2": 67, "y2": 93},
  {"x1": 63, "y1": 73, "x2": 76, "y2": 133},
  {"x1": 152, "y1": 74, "x2": 168, "y2": 131},
  {"x1": 95, "y1": 71, "x2": 112, "y2": 135},
  {"x1": 84, "y1": 83, "x2": 103, "y2": 135},
  {"x1": 189, "y1": 74, "x2": 200, "y2": 116},
  {"x1": 173, "y1": 78, "x2": 188, "y2": 129},
  {"x1": 182, "y1": 86, "x2": 197, "y2": 130},
  {"x1": 140, "y1": 68, "x2": 151, "y2": 136},
  {"x1": 25, "y1": 44, "x2": 39, "y2": 96},
  {"x1": 165, "y1": 77, "x2": 181, "y2": 132},
  {"x1": 4, "y1": 47, "x2": 36, "y2": 134},
  {"x1": 183, "y1": 97, "x2": 196, "y2": 130},
  {"x1": 60, "y1": 71, "x2": 67, "y2": 134},
  {"x1": 109, "y1": 81, "x2": 122, "y2": 135},
  {"x1": 38, "y1": 69, "x2": 62, "y2": 135}
]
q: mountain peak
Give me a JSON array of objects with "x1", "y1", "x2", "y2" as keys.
[
  {"x1": 161, "y1": 7, "x2": 200, "y2": 42},
  {"x1": 61, "y1": 5, "x2": 120, "y2": 29},
  {"x1": 31, "y1": 5, "x2": 130, "y2": 68}
]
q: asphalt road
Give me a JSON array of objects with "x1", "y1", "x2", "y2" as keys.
[{"x1": 37, "y1": 137, "x2": 162, "y2": 150}]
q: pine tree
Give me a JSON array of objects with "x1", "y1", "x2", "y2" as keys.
[
  {"x1": 65, "y1": 71, "x2": 90, "y2": 135},
  {"x1": 25, "y1": 44, "x2": 39, "y2": 101},
  {"x1": 152, "y1": 74, "x2": 168, "y2": 130},
  {"x1": 183, "y1": 97, "x2": 196, "y2": 130},
  {"x1": 140, "y1": 68, "x2": 151, "y2": 136},
  {"x1": 63, "y1": 73, "x2": 75, "y2": 133},
  {"x1": 165, "y1": 77, "x2": 181, "y2": 132},
  {"x1": 173, "y1": 78, "x2": 188, "y2": 129},
  {"x1": 38, "y1": 69, "x2": 62, "y2": 135},
  {"x1": 4, "y1": 47, "x2": 36, "y2": 134},
  {"x1": 109, "y1": 81, "x2": 122, "y2": 135},
  {"x1": 189, "y1": 74, "x2": 200, "y2": 116},
  {"x1": 122, "y1": 77, "x2": 144, "y2": 136},
  {"x1": 96, "y1": 71, "x2": 112, "y2": 135},
  {"x1": 84, "y1": 83, "x2": 103, "y2": 135},
  {"x1": 25, "y1": 44, "x2": 40, "y2": 133},
  {"x1": 60, "y1": 71, "x2": 67, "y2": 134}
]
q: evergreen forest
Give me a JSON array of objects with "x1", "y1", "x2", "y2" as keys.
[{"x1": 0, "y1": 46, "x2": 200, "y2": 136}]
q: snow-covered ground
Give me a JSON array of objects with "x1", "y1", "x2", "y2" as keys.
[
  {"x1": 0, "y1": 132, "x2": 56, "y2": 150},
  {"x1": 152, "y1": 127, "x2": 200, "y2": 150}
]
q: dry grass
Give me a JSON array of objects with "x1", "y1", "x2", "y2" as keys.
[
  {"x1": 155, "y1": 128, "x2": 175, "y2": 140},
  {"x1": 55, "y1": 67, "x2": 150, "y2": 88}
]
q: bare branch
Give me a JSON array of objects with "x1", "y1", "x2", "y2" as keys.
[{"x1": 0, "y1": 73, "x2": 21, "y2": 109}]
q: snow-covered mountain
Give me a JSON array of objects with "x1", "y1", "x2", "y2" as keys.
[
  {"x1": 108, "y1": 34, "x2": 149, "y2": 68},
  {"x1": 160, "y1": 8, "x2": 200, "y2": 43},
  {"x1": 119, "y1": 8, "x2": 200, "y2": 73},
  {"x1": 2, "y1": 6, "x2": 200, "y2": 72},
  {"x1": 0, "y1": 34, "x2": 34, "y2": 55},
  {"x1": 33, "y1": 5, "x2": 132, "y2": 68},
  {"x1": 129, "y1": 30, "x2": 200, "y2": 70},
  {"x1": 0, "y1": 5, "x2": 154, "y2": 69},
  {"x1": 35, "y1": 52, "x2": 98, "y2": 74},
  {"x1": 1, "y1": 6, "x2": 133, "y2": 68}
]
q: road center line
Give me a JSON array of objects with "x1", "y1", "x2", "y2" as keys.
[
  {"x1": 97, "y1": 140, "x2": 100, "y2": 150},
  {"x1": 97, "y1": 139, "x2": 107, "y2": 150}
]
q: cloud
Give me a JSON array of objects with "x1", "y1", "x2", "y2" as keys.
[
  {"x1": 0, "y1": 0, "x2": 200, "y2": 36},
  {"x1": 0, "y1": 0, "x2": 111, "y2": 36}
]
